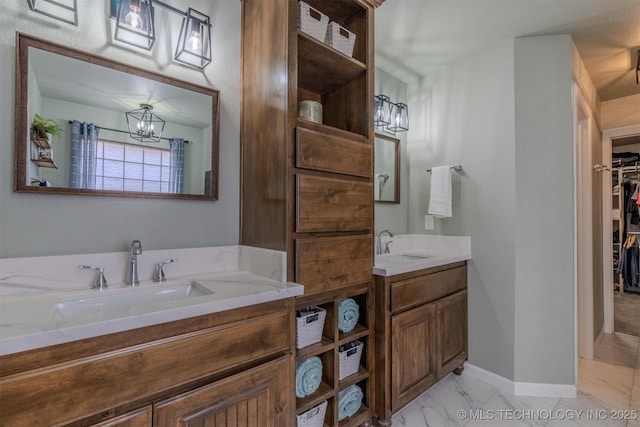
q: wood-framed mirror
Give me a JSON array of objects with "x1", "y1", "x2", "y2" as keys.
[
  {"x1": 374, "y1": 133, "x2": 400, "y2": 204},
  {"x1": 14, "y1": 32, "x2": 220, "y2": 200}
]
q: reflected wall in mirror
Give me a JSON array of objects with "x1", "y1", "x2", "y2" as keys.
[
  {"x1": 14, "y1": 32, "x2": 220, "y2": 200},
  {"x1": 374, "y1": 133, "x2": 400, "y2": 203}
]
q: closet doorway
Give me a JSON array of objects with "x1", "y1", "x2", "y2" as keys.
[{"x1": 603, "y1": 125, "x2": 640, "y2": 337}]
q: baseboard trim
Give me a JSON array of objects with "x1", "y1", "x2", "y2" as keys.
[
  {"x1": 464, "y1": 363, "x2": 577, "y2": 398},
  {"x1": 513, "y1": 382, "x2": 577, "y2": 398},
  {"x1": 463, "y1": 363, "x2": 514, "y2": 393}
]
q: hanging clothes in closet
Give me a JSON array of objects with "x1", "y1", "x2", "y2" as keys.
[{"x1": 618, "y1": 233, "x2": 640, "y2": 293}]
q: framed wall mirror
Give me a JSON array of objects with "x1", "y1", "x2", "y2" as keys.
[
  {"x1": 374, "y1": 133, "x2": 400, "y2": 204},
  {"x1": 14, "y1": 32, "x2": 220, "y2": 200}
]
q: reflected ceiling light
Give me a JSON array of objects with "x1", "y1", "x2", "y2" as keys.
[
  {"x1": 110, "y1": 0, "x2": 212, "y2": 70},
  {"x1": 126, "y1": 104, "x2": 165, "y2": 143},
  {"x1": 26, "y1": 0, "x2": 78, "y2": 26},
  {"x1": 386, "y1": 102, "x2": 409, "y2": 133},
  {"x1": 114, "y1": 0, "x2": 155, "y2": 50},
  {"x1": 374, "y1": 94, "x2": 392, "y2": 127}
]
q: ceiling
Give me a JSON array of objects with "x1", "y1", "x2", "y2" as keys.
[{"x1": 375, "y1": 0, "x2": 640, "y2": 101}]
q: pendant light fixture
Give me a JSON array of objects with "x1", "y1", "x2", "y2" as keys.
[
  {"x1": 174, "y1": 8, "x2": 212, "y2": 69},
  {"x1": 114, "y1": 0, "x2": 155, "y2": 50},
  {"x1": 110, "y1": 0, "x2": 212, "y2": 70},
  {"x1": 386, "y1": 102, "x2": 409, "y2": 133},
  {"x1": 374, "y1": 95, "x2": 392, "y2": 127},
  {"x1": 26, "y1": 0, "x2": 78, "y2": 26},
  {"x1": 126, "y1": 104, "x2": 165, "y2": 143}
]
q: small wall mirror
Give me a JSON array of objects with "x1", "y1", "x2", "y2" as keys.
[
  {"x1": 14, "y1": 32, "x2": 220, "y2": 200},
  {"x1": 374, "y1": 133, "x2": 400, "y2": 204}
]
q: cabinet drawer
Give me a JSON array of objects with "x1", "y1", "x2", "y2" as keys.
[
  {"x1": 391, "y1": 265, "x2": 467, "y2": 313},
  {"x1": 296, "y1": 174, "x2": 372, "y2": 232},
  {"x1": 296, "y1": 126, "x2": 371, "y2": 177},
  {"x1": 0, "y1": 309, "x2": 291, "y2": 426},
  {"x1": 296, "y1": 235, "x2": 373, "y2": 294}
]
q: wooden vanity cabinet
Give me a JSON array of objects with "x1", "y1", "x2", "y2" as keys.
[
  {"x1": 0, "y1": 299, "x2": 295, "y2": 427},
  {"x1": 374, "y1": 262, "x2": 468, "y2": 426}
]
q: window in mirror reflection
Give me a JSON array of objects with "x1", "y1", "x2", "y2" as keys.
[{"x1": 374, "y1": 133, "x2": 400, "y2": 204}]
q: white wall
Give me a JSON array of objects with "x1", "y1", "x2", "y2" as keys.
[
  {"x1": 0, "y1": 0, "x2": 241, "y2": 258},
  {"x1": 401, "y1": 40, "x2": 517, "y2": 380},
  {"x1": 514, "y1": 35, "x2": 575, "y2": 385},
  {"x1": 601, "y1": 94, "x2": 640, "y2": 130}
]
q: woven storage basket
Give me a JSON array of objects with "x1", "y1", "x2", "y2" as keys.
[
  {"x1": 325, "y1": 21, "x2": 356, "y2": 57},
  {"x1": 298, "y1": 2, "x2": 329, "y2": 42},
  {"x1": 296, "y1": 306, "x2": 326, "y2": 349},
  {"x1": 338, "y1": 340, "x2": 363, "y2": 380},
  {"x1": 296, "y1": 400, "x2": 327, "y2": 427}
]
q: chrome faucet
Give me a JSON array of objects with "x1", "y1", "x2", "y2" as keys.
[
  {"x1": 126, "y1": 240, "x2": 143, "y2": 286},
  {"x1": 376, "y1": 229, "x2": 394, "y2": 255}
]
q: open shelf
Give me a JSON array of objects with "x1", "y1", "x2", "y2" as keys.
[
  {"x1": 298, "y1": 32, "x2": 366, "y2": 95},
  {"x1": 296, "y1": 381, "x2": 334, "y2": 415}
]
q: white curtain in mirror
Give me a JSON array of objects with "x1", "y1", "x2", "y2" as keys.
[{"x1": 169, "y1": 138, "x2": 185, "y2": 194}]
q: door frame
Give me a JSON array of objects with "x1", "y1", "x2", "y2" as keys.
[
  {"x1": 574, "y1": 83, "x2": 594, "y2": 361},
  {"x1": 602, "y1": 124, "x2": 640, "y2": 333}
]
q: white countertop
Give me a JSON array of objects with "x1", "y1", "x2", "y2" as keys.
[
  {"x1": 0, "y1": 245, "x2": 302, "y2": 356},
  {"x1": 373, "y1": 234, "x2": 471, "y2": 276},
  {"x1": 0, "y1": 271, "x2": 303, "y2": 356}
]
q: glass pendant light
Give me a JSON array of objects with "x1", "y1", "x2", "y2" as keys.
[
  {"x1": 374, "y1": 95, "x2": 392, "y2": 127},
  {"x1": 387, "y1": 102, "x2": 409, "y2": 132},
  {"x1": 174, "y1": 8, "x2": 212, "y2": 69},
  {"x1": 27, "y1": 0, "x2": 78, "y2": 26},
  {"x1": 114, "y1": 0, "x2": 155, "y2": 50}
]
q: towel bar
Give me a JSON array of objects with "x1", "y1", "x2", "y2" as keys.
[{"x1": 426, "y1": 165, "x2": 463, "y2": 173}]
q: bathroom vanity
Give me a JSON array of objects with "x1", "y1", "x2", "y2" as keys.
[
  {"x1": 372, "y1": 235, "x2": 471, "y2": 426},
  {"x1": 0, "y1": 245, "x2": 302, "y2": 426},
  {"x1": 0, "y1": 299, "x2": 294, "y2": 426}
]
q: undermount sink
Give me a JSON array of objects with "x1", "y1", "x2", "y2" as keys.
[
  {"x1": 375, "y1": 253, "x2": 433, "y2": 266},
  {"x1": 53, "y1": 281, "x2": 214, "y2": 320}
]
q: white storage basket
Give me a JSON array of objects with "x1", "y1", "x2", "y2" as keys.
[
  {"x1": 296, "y1": 306, "x2": 327, "y2": 349},
  {"x1": 298, "y1": 2, "x2": 329, "y2": 42},
  {"x1": 325, "y1": 21, "x2": 356, "y2": 57},
  {"x1": 338, "y1": 340, "x2": 363, "y2": 380},
  {"x1": 296, "y1": 400, "x2": 327, "y2": 427}
]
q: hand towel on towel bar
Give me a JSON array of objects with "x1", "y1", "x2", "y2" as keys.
[{"x1": 428, "y1": 165, "x2": 453, "y2": 218}]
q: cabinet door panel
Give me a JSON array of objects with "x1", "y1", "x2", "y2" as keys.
[
  {"x1": 391, "y1": 303, "x2": 437, "y2": 411},
  {"x1": 436, "y1": 290, "x2": 468, "y2": 378},
  {"x1": 154, "y1": 356, "x2": 291, "y2": 427},
  {"x1": 296, "y1": 126, "x2": 371, "y2": 177},
  {"x1": 296, "y1": 235, "x2": 373, "y2": 294},
  {"x1": 296, "y1": 174, "x2": 372, "y2": 232}
]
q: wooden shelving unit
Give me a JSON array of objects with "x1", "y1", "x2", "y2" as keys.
[{"x1": 241, "y1": 0, "x2": 376, "y2": 424}]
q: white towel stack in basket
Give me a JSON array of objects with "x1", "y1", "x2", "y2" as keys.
[{"x1": 298, "y1": 1, "x2": 356, "y2": 57}]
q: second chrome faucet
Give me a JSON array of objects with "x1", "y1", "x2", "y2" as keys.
[{"x1": 126, "y1": 240, "x2": 143, "y2": 286}]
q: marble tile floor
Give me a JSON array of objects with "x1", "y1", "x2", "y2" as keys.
[{"x1": 392, "y1": 332, "x2": 640, "y2": 427}]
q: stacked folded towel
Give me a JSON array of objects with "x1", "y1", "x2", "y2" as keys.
[
  {"x1": 295, "y1": 356, "x2": 323, "y2": 398},
  {"x1": 338, "y1": 298, "x2": 359, "y2": 333},
  {"x1": 338, "y1": 384, "x2": 363, "y2": 420}
]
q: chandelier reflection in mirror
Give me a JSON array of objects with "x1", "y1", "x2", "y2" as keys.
[
  {"x1": 111, "y1": 0, "x2": 212, "y2": 69},
  {"x1": 374, "y1": 95, "x2": 409, "y2": 133},
  {"x1": 126, "y1": 104, "x2": 166, "y2": 143}
]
